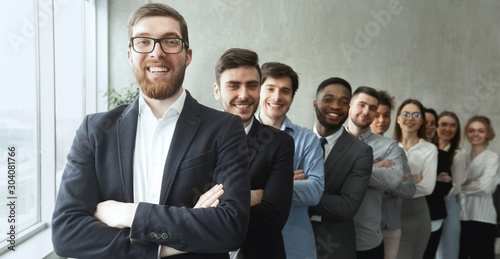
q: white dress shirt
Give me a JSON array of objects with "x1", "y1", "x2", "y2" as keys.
[
  {"x1": 399, "y1": 138, "x2": 438, "y2": 198},
  {"x1": 133, "y1": 89, "x2": 186, "y2": 204}
]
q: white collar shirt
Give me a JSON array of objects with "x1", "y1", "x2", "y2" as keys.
[
  {"x1": 133, "y1": 89, "x2": 186, "y2": 204},
  {"x1": 313, "y1": 123, "x2": 344, "y2": 161}
]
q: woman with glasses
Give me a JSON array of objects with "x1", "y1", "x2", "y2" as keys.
[
  {"x1": 393, "y1": 99, "x2": 437, "y2": 259},
  {"x1": 459, "y1": 116, "x2": 499, "y2": 259},
  {"x1": 372, "y1": 92, "x2": 415, "y2": 259},
  {"x1": 421, "y1": 108, "x2": 453, "y2": 259},
  {"x1": 435, "y1": 111, "x2": 467, "y2": 259}
]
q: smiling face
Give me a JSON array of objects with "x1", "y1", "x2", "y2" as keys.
[
  {"x1": 259, "y1": 76, "x2": 294, "y2": 124},
  {"x1": 127, "y1": 16, "x2": 192, "y2": 100},
  {"x1": 437, "y1": 115, "x2": 458, "y2": 143},
  {"x1": 214, "y1": 66, "x2": 261, "y2": 127},
  {"x1": 425, "y1": 112, "x2": 437, "y2": 141},
  {"x1": 397, "y1": 103, "x2": 424, "y2": 136},
  {"x1": 370, "y1": 104, "x2": 391, "y2": 135},
  {"x1": 314, "y1": 84, "x2": 350, "y2": 136},
  {"x1": 466, "y1": 121, "x2": 488, "y2": 146},
  {"x1": 349, "y1": 93, "x2": 379, "y2": 130}
]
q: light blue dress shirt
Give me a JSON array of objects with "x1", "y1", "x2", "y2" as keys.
[{"x1": 259, "y1": 114, "x2": 325, "y2": 259}]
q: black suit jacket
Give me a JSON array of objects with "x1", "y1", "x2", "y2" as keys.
[
  {"x1": 52, "y1": 91, "x2": 251, "y2": 259},
  {"x1": 238, "y1": 118, "x2": 294, "y2": 259},
  {"x1": 311, "y1": 128, "x2": 373, "y2": 259}
]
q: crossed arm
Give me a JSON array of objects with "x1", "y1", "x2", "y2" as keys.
[{"x1": 95, "y1": 184, "x2": 225, "y2": 257}]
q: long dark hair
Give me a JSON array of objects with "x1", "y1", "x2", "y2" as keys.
[
  {"x1": 437, "y1": 111, "x2": 461, "y2": 165},
  {"x1": 393, "y1": 99, "x2": 427, "y2": 142}
]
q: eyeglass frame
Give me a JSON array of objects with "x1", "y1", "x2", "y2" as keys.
[
  {"x1": 401, "y1": 111, "x2": 422, "y2": 119},
  {"x1": 129, "y1": 37, "x2": 188, "y2": 54}
]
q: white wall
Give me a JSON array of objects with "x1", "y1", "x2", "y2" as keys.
[{"x1": 109, "y1": 0, "x2": 500, "y2": 154}]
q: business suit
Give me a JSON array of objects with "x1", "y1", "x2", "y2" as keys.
[
  {"x1": 52, "y1": 91, "x2": 251, "y2": 259},
  {"x1": 311, "y1": 128, "x2": 373, "y2": 259},
  {"x1": 238, "y1": 118, "x2": 294, "y2": 259}
]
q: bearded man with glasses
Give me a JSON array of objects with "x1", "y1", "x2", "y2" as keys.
[{"x1": 52, "y1": 3, "x2": 251, "y2": 258}]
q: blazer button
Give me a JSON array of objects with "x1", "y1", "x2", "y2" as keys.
[
  {"x1": 161, "y1": 233, "x2": 168, "y2": 239},
  {"x1": 149, "y1": 232, "x2": 156, "y2": 239},
  {"x1": 155, "y1": 233, "x2": 162, "y2": 239}
]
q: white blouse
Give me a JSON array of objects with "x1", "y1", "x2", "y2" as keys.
[
  {"x1": 399, "y1": 138, "x2": 438, "y2": 198},
  {"x1": 444, "y1": 145, "x2": 467, "y2": 197},
  {"x1": 459, "y1": 149, "x2": 500, "y2": 224}
]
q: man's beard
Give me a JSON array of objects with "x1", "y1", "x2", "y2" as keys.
[
  {"x1": 133, "y1": 59, "x2": 186, "y2": 100},
  {"x1": 351, "y1": 115, "x2": 372, "y2": 131},
  {"x1": 315, "y1": 106, "x2": 347, "y2": 133}
]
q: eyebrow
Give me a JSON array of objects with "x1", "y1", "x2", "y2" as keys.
[
  {"x1": 324, "y1": 94, "x2": 349, "y2": 99},
  {"x1": 133, "y1": 32, "x2": 181, "y2": 38},
  {"x1": 225, "y1": 80, "x2": 260, "y2": 85}
]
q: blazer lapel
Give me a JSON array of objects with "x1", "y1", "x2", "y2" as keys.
[
  {"x1": 159, "y1": 91, "x2": 201, "y2": 204},
  {"x1": 116, "y1": 97, "x2": 140, "y2": 202},
  {"x1": 246, "y1": 117, "x2": 261, "y2": 167},
  {"x1": 324, "y1": 129, "x2": 352, "y2": 177}
]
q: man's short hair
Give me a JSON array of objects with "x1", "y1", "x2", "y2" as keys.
[
  {"x1": 127, "y1": 3, "x2": 189, "y2": 48},
  {"x1": 316, "y1": 77, "x2": 352, "y2": 97},
  {"x1": 352, "y1": 86, "x2": 380, "y2": 105},
  {"x1": 260, "y1": 62, "x2": 299, "y2": 97},
  {"x1": 215, "y1": 48, "x2": 261, "y2": 86}
]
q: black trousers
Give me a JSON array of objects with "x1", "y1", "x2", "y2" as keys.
[
  {"x1": 423, "y1": 225, "x2": 443, "y2": 259},
  {"x1": 356, "y1": 241, "x2": 384, "y2": 259},
  {"x1": 459, "y1": 220, "x2": 496, "y2": 259}
]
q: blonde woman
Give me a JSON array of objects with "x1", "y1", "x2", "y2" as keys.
[{"x1": 459, "y1": 116, "x2": 499, "y2": 259}]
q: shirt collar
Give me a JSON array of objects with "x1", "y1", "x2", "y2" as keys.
[
  {"x1": 138, "y1": 88, "x2": 186, "y2": 120},
  {"x1": 281, "y1": 116, "x2": 295, "y2": 134},
  {"x1": 244, "y1": 116, "x2": 254, "y2": 135},
  {"x1": 255, "y1": 112, "x2": 293, "y2": 133},
  {"x1": 345, "y1": 127, "x2": 373, "y2": 142},
  {"x1": 313, "y1": 122, "x2": 344, "y2": 144}
]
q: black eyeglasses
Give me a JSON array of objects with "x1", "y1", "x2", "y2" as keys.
[
  {"x1": 130, "y1": 37, "x2": 186, "y2": 54},
  {"x1": 401, "y1": 112, "x2": 422, "y2": 119}
]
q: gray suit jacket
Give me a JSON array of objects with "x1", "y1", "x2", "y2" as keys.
[
  {"x1": 52, "y1": 91, "x2": 251, "y2": 259},
  {"x1": 311, "y1": 129, "x2": 373, "y2": 259}
]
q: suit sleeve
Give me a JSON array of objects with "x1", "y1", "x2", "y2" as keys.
[
  {"x1": 248, "y1": 133, "x2": 294, "y2": 233},
  {"x1": 129, "y1": 115, "x2": 250, "y2": 253},
  {"x1": 369, "y1": 142, "x2": 404, "y2": 190},
  {"x1": 52, "y1": 115, "x2": 159, "y2": 258},
  {"x1": 292, "y1": 136, "x2": 324, "y2": 207},
  {"x1": 312, "y1": 145, "x2": 373, "y2": 221}
]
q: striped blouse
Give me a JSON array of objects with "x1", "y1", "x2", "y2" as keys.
[{"x1": 459, "y1": 149, "x2": 500, "y2": 224}]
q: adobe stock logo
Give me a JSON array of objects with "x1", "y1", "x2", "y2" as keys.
[
  {"x1": 340, "y1": 0, "x2": 403, "y2": 64},
  {"x1": 453, "y1": 74, "x2": 499, "y2": 117}
]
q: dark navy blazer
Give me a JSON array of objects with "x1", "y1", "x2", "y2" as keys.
[{"x1": 52, "y1": 91, "x2": 251, "y2": 259}]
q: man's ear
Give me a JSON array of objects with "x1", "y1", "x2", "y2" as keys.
[
  {"x1": 127, "y1": 48, "x2": 132, "y2": 66},
  {"x1": 313, "y1": 99, "x2": 317, "y2": 110},
  {"x1": 185, "y1": 48, "x2": 192, "y2": 67},
  {"x1": 213, "y1": 83, "x2": 221, "y2": 101}
]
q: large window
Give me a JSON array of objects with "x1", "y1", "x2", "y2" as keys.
[{"x1": 0, "y1": 0, "x2": 104, "y2": 255}]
